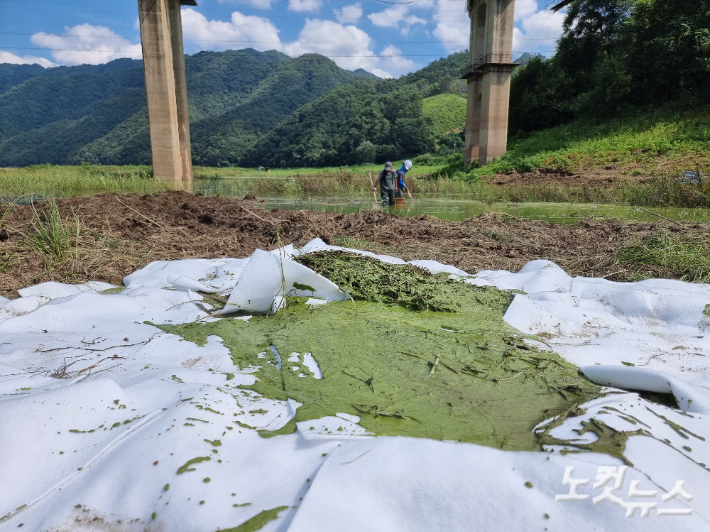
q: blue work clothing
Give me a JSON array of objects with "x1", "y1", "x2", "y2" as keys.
[{"x1": 394, "y1": 169, "x2": 407, "y2": 198}]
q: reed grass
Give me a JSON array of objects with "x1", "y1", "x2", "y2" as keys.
[
  {"x1": 0, "y1": 165, "x2": 176, "y2": 199},
  {"x1": 2, "y1": 163, "x2": 709, "y2": 209},
  {"x1": 197, "y1": 173, "x2": 710, "y2": 208}
]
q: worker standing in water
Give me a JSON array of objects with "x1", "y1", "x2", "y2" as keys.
[
  {"x1": 394, "y1": 160, "x2": 412, "y2": 200},
  {"x1": 373, "y1": 161, "x2": 397, "y2": 207}
]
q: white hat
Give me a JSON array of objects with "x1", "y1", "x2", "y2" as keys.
[{"x1": 403, "y1": 159, "x2": 412, "y2": 171}]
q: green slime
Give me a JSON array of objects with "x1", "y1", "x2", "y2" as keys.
[
  {"x1": 221, "y1": 506, "x2": 289, "y2": 532},
  {"x1": 161, "y1": 280, "x2": 599, "y2": 451}
]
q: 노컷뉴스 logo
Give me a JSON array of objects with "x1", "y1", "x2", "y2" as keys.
[{"x1": 555, "y1": 466, "x2": 693, "y2": 517}]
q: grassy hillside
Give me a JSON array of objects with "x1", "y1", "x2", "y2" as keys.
[
  {"x1": 477, "y1": 105, "x2": 710, "y2": 179},
  {"x1": 422, "y1": 93, "x2": 466, "y2": 138},
  {"x1": 430, "y1": 104, "x2": 710, "y2": 206}
]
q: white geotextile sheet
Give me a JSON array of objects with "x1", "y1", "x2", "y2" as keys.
[
  {"x1": 0, "y1": 238, "x2": 708, "y2": 531},
  {"x1": 222, "y1": 249, "x2": 347, "y2": 314},
  {"x1": 289, "y1": 436, "x2": 707, "y2": 532}
]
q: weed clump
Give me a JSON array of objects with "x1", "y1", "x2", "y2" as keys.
[
  {"x1": 618, "y1": 230, "x2": 710, "y2": 283},
  {"x1": 15, "y1": 199, "x2": 78, "y2": 262},
  {"x1": 295, "y1": 251, "x2": 460, "y2": 311}
]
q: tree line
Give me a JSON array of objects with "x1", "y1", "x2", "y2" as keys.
[{"x1": 509, "y1": 0, "x2": 710, "y2": 133}]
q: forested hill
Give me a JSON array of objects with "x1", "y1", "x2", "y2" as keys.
[
  {"x1": 246, "y1": 51, "x2": 471, "y2": 167},
  {"x1": 0, "y1": 58, "x2": 142, "y2": 96},
  {"x1": 0, "y1": 48, "x2": 472, "y2": 168},
  {"x1": 0, "y1": 49, "x2": 383, "y2": 167}
]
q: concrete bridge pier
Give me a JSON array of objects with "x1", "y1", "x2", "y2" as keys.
[
  {"x1": 463, "y1": 0, "x2": 517, "y2": 168},
  {"x1": 137, "y1": 0, "x2": 195, "y2": 183}
]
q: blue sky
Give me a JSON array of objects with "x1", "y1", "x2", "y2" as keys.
[{"x1": 0, "y1": 0, "x2": 564, "y2": 77}]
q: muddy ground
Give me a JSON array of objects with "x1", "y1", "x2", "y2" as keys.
[{"x1": 0, "y1": 191, "x2": 704, "y2": 298}]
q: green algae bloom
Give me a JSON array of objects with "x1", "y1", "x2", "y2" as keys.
[
  {"x1": 221, "y1": 506, "x2": 289, "y2": 532},
  {"x1": 296, "y1": 251, "x2": 459, "y2": 311},
  {"x1": 160, "y1": 254, "x2": 600, "y2": 451}
]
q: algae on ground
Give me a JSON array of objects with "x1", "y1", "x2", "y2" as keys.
[
  {"x1": 176, "y1": 456, "x2": 210, "y2": 474},
  {"x1": 161, "y1": 253, "x2": 599, "y2": 451},
  {"x1": 537, "y1": 417, "x2": 643, "y2": 466},
  {"x1": 221, "y1": 506, "x2": 289, "y2": 532},
  {"x1": 295, "y1": 251, "x2": 460, "y2": 311}
]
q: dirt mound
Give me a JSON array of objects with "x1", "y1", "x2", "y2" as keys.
[
  {"x1": 0, "y1": 191, "x2": 703, "y2": 298},
  {"x1": 489, "y1": 167, "x2": 653, "y2": 186}
]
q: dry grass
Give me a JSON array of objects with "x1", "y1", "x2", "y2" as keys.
[{"x1": 1, "y1": 204, "x2": 152, "y2": 295}]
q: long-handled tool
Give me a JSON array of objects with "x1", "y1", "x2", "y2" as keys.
[{"x1": 368, "y1": 172, "x2": 378, "y2": 206}]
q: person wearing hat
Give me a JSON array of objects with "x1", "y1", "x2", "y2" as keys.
[
  {"x1": 394, "y1": 160, "x2": 413, "y2": 199},
  {"x1": 373, "y1": 161, "x2": 397, "y2": 207}
]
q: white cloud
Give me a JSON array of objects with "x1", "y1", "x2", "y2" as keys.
[
  {"x1": 432, "y1": 0, "x2": 470, "y2": 53},
  {"x1": 334, "y1": 3, "x2": 363, "y2": 24},
  {"x1": 30, "y1": 24, "x2": 141, "y2": 66},
  {"x1": 181, "y1": 8, "x2": 282, "y2": 52},
  {"x1": 0, "y1": 50, "x2": 57, "y2": 68},
  {"x1": 378, "y1": 45, "x2": 418, "y2": 77},
  {"x1": 288, "y1": 0, "x2": 322, "y2": 12},
  {"x1": 514, "y1": 0, "x2": 538, "y2": 21},
  {"x1": 218, "y1": 0, "x2": 276, "y2": 9},
  {"x1": 513, "y1": 7, "x2": 565, "y2": 55},
  {"x1": 284, "y1": 19, "x2": 417, "y2": 78},
  {"x1": 368, "y1": 5, "x2": 427, "y2": 36},
  {"x1": 430, "y1": 0, "x2": 564, "y2": 56}
]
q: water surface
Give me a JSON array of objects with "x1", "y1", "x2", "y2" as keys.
[{"x1": 231, "y1": 195, "x2": 710, "y2": 224}]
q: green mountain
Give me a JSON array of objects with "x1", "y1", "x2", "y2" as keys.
[
  {"x1": 0, "y1": 49, "x2": 373, "y2": 167},
  {"x1": 0, "y1": 48, "x2": 469, "y2": 168},
  {"x1": 245, "y1": 82, "x2": 430, "y2": 167},
  {"x1": 0, "y1": 58, "x2": 142, "y2": 96},
  {"x1": 395, "y1": 51, "x2": 468, "y2": 98},
  {"x1": 244, "y1": 52, "x2": 469, "y2": 166}
]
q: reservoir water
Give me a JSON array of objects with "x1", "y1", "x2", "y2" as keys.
[{"x1": 212, "y1": 194, "x2": 710, "y2": 224}]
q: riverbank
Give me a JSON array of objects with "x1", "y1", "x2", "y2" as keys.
[
  {"x1": 3, "y1": 164, "x2": 710, "y2": 208},
  {"x1": 2, "y1": 191, "x2": 708, "y2": 298}
]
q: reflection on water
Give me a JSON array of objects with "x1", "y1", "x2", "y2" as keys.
[{"x1": 248, "y1": 195, "x2": 710, "y2": 224}]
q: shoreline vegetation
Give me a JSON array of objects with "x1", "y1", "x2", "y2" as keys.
[
  {"x1": 1, "y1": 161, "x2": 708, "y2": 209},
  {"x1": 2, "y1": 98, "x2": 707, "y2": 208}
]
